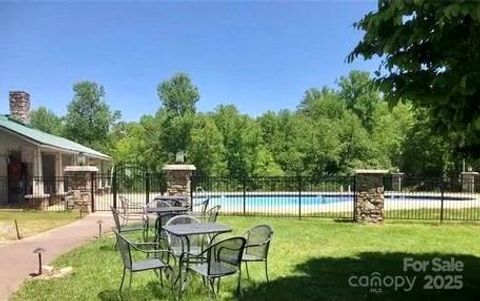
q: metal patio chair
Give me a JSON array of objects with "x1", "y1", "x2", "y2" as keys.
[
  {"x1": 188, "y1": 198, "x2": 210, "y2": 221},
  {"x1": 111, "y1": 206, "x2": 147, "y2": 237},
  {"x1": 205, "y1": 205, "x2": 221, "y2": 223},
  {"x1": 114, "y1": 230, "x2": 176, "y2": 293},
  {"x1": 242, "y1": 224, "x2": 274, "y2": 286},
  {"x1": 181, "y1": 236, "x2": 247, "y2": 297},
  {"x1": 165, "y1": 215, "x2": 204, "y2": 257},
  {"x1": 119, "y1": 195, "x2": 146, "y2": 226}
]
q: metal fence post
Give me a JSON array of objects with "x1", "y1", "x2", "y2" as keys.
[
  {"x1": 190, "y1": 174, "x2": 194, "y2": 210},
  {"x1": 145, "y1": 171, "x2": 150, "y2": 206},
  {"x1": 243, "y1": 176, "x2": 246, "y2": 216},
  {"x1": 298, "y1": 176, "x2": 302, "y2": 220},
  {"x1": 440, "y1": 178, "x2": 445, "y2": 223},
  {"x1": 112, "y1": 166, "x2": 117, "y2": 209},
  {"x1": 90, "y1": 172, "x2": 95, "y2": 212},
  {"x1": 353, "y1": 175, "x2": 357, "y2": 222}
]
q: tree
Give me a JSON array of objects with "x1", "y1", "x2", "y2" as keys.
[
  {"x1": 157, "y1": 73, "x2": 199, "y2": 158},
  {"x1": 30, "y1": 107, "x2": 64, "y2": 136},
  {"x1": 64, "y1": 81, "x2": 120, "y2": 152},
  {"x1": 157, "y1": 73, "x2": 199, "y2": 116},
  {"x1": 111, "y1": 116, "x2": 166, "y2": 170},
  {"x1": 338, "y1": 71, "x2": 381, "y2": 131},
  {"x1": 349, "y1": 1, "x2": 480, "y2": 155},
  {"x1": 400, "y1": 110, "x2": 455, "y2": 177},
  {"x1": 188, "y1": 114, "x2": 227, "y2": 177}
]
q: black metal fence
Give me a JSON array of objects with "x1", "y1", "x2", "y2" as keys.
[
  {"x1": 383, "y1": 175, "x2": 480, "y2": 222},
  {"x1": 1, "y1": 169, "x2": 479, "y2": 223},
  {"x1": 191, "y1": 175, "x2": 354, "y2": 219}
]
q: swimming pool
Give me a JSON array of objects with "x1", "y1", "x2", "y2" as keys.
[{"x1": 202, "y1": 193, "x2": 475, "y2": 209}]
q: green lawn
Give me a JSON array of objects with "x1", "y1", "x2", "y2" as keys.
[
  {"x1": 0, "y1": 211, "x2": 80, "y2": 242},
  {"x1": 11, "y1": 216, "x2": 480, "y2": 301}
]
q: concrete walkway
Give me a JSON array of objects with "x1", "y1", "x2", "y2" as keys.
[{"x1": 0, "y1": 212, "x2": 113, "y2": 301}]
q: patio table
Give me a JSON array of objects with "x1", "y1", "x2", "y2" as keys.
[
  {"x1": 153, "y1": 195, "x2": 189, "y2": 207},
  {"x1": 163, "y1": 222, "x2": 233, "y2": 296},
  {"x1": 144, "y1": 206, "x2": 189, "y2": 214}
]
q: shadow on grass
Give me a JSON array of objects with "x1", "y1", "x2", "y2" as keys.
[
  {"x1": 98, "y1": 281, "x2": 172, "y2": 301},
  {"x1": 241, "y1": 252, "x2": 480, "y2": 301}
]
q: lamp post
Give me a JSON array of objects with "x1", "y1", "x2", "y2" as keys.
[
  {"x1": 33, "y1": 247, "x2": 46, "y2": 276},
  {"x1": 96, "y1": 219, "x2": 103, "y2": 238},
  {"x1": 77, "y1": 152, "x2": 86, "y2": 166},
  {"x1": 175, "y1": 151, "x2": 185, "y2": 163}
]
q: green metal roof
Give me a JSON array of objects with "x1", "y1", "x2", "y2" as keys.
[{"x1": 0, "y1": 115, "x2": 110, "y2": 160}]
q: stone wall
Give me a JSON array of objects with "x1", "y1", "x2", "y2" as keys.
[
  {"x1": 9, "y1": 91, "x2": 31, "y2": 124},
  {"x1": 64, "y1": 166, "x2": 98, "y2": 213},
  {"x1": 355, "y1": 170, "x2": 387, "y2": 224},
  {"x1": 163, "y1": 164, "x2": 196, "y2": 196}
]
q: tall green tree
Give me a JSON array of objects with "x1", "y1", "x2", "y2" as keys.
[
  {"x1": 188, "y1": 114, "x2": 227, "y2": 177},
  {"x1": 349, "y1": 0, "x2": 480, "y2": 155},
  {"x1": 64, "y1": 81, "x2": 120, "y2": 152},
  {"x1": 157, "y1": 73, "x2": 199, "y2": 116},
  {"x1": 30, "y1": 107, "x2": 64, "y2": 136},
  {"x1": 157, "y1": 73, "x2": 199, "y2": 159},
  {"x1": 338, "y1": 71, "x2": 381, "y2": 131}
]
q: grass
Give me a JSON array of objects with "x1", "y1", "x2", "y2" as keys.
[
  {"x1": 11, "y1": 216, "x2": 480, "y2": 301},
  {"x1": 0, "y1": 211, "x2": 81, "y2": 242}
]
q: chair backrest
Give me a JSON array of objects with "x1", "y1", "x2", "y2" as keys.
[
  {"x1": 165, "y1": 215, "x2": 201, "y2": 251},
  {"x1": 111, "y1": 206, "x2": 122, "y2": 231},
  {"x1": 207, "y1": 237, "x2": 246, "y2": 275},
  {"x1": 114, "y1": 231, "x2": 132, "y2": 269},
  {"x1": 156, "y1": 200, "x2": 172, "y2": 208},
  {"x1": 206, "y1": 205, "x2": 221, "y2": 223},
  {"x1": 119, "y1": 195, "x2": 130, "y2": 214},
  {"x1": 244, "y1": 224, "x2": 274, "y2": 259},
  {"x1": 192, "y1": 197, "x2": 209, "y2": 213}
]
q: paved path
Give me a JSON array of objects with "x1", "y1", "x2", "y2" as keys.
[{"x1": 0, "y1": 212, "x2": 113, "y2": 301}]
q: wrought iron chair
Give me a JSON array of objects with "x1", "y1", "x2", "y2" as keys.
[
  {"x1": 165, "y1": 215, "x2": 204, "y2": 257},
  {"x1": 181, "y1": 236, "x2": 247, "y2": 297},
  {"x1": 114, "y1": 230, "x2": 176, "y2": 293},
  {"x1": 206, "y1": 205, "x2": 221, "y2": 223},
  {"x1": 188, "y1": 198, "x2": 210, "y2": 221},
  {"x1": 242, "y1": 224, "x2": 274, "y2": 286},
  {"x1": 111, "y1": 206, "x2": 147, "y2": 237},
  {"x1": 119, "y1": 195, "x2": 146, "y2": 226}
]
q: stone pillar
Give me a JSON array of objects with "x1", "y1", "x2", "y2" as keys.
[
  {"x1": 64, "y1": 166, "x2": 98, "y2": 213},
  {"x1": 355, "y1": 169, "x2": 388, "y2": 224},
  {"x1": 9, "y1": 91, "x2": 31, "y2": 124},
  {"x1": 162, "y1": 164, "x2": 196, "y2": 196},
  {"x1": 391, "y1": 172, "x2": 404, "y2": 191},
  {"x1": 461, "y1": 172, "x2": 478, "y2": 193}
]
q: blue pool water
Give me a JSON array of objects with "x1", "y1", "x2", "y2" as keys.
[
  {"x1": 210, "y1": 195, "x2": 351, "y2": 207},
  {"x1": 203, "y1": 194, "x2": 472, "y2": 208}
]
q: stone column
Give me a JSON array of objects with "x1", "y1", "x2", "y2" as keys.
[
  {"x1": 391, "y1": 172, "x2": 404, "y2": 191},
  {"x1": 64, "y1": 166, "x2": 98, "y2": 213},
  {"x1": 461, "y1": 172, "x2": 478, "y2": 193},
  {"x1": 355, "y1": 169, "x2": 388, "y2": 224},
  {"x1": 162, "y1": 164, "x2": 196, "y2": 196}
]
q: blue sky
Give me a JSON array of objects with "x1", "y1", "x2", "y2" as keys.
[{"x1": 0, "y1": 1, "x2": 379, "y2": 121}]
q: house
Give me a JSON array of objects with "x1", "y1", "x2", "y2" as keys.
[{"x1": 0, "y1": 91, "x2": 112, "y2": 205}]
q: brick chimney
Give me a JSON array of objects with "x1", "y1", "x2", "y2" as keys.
[{"x1": 9, "y1": 91, "x2": 31, "y2": 124}]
